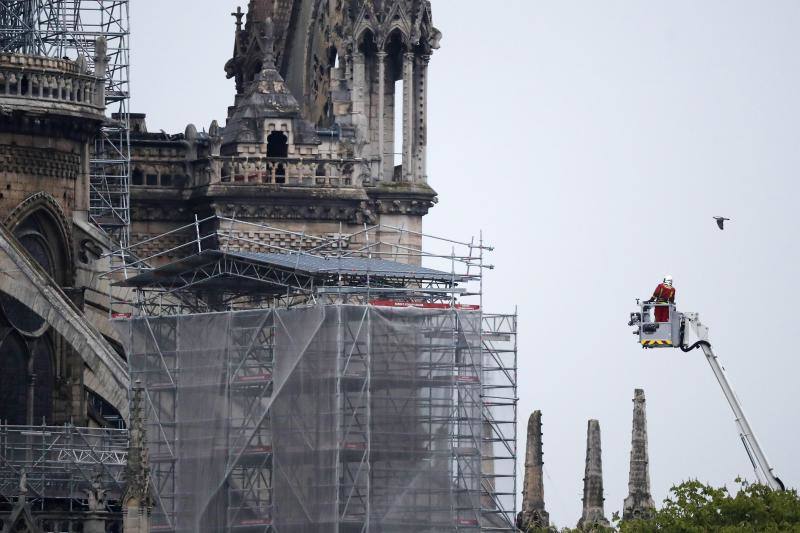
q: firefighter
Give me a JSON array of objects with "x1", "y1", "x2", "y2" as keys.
[{"x1": 649, "y1": 275, "x2": 675, "y2": 322}]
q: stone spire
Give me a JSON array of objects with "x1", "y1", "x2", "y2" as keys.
[
  {"x1": 517, "y1": 410, "x2": 550, "y2": 530},
  {"x1": 577, "y1": 419, "x2": 610, "y2": 530},
  {"x1": 623, "y1": 389, "x2": 655, "y2": 521}
]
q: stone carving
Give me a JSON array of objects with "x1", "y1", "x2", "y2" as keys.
[
  {"x1": 0, "y1": 145, "x2": 80, "y2": 179},
  {"x1": 87, "y1": 474, "x2": 108, "y2": 512},
  {"x1": 79, "y1": 238, "x2": 103, "y2": 264}
]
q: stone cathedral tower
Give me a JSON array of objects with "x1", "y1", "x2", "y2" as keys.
[{"x1": 128, "y1": 0, "x2": 442, "y2": 262}]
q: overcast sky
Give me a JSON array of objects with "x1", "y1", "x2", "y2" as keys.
[{"x1": 133, "y1": 0, "x2": 800, "y2": 527}]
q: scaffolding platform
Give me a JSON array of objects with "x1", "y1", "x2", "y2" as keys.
[
  {"x1": 0, "y1": 424, "x2": 128, "y2": 506},
  {"x1": 112, "y1": 218, "x2": 517, "y2": 532}
]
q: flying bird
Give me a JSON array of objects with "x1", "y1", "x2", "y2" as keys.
[{"x1": 713, "y1": 216, "x2": 730, "y2": 230}]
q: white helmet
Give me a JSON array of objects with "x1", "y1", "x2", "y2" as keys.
[{"x1": 663, "y1": 274, "x2": 673, "y2": 287}]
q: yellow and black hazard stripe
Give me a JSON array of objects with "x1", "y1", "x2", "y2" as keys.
[{"x1": 641, "y1": 339, "x2": 672, "y2": 347}]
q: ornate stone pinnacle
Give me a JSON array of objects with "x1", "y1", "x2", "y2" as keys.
[
  {"x1": 260, "y1": 17, "x2": 276, "y2": 68},
  {"x1": 232, "y1": 6, "x2": 244, "y2": 31},
  {"x1": 623, "y1": 389, "x2": 656, "y2": 521},
  {"x1": 123, "y1": 380, "x2": 151, "y2": 507},
  {"x1": 518, "y1": 410, "x2": 550, "y2": 529},
  {"x1": 577, "y1": 419, "x2": 610, "y2": 530}
]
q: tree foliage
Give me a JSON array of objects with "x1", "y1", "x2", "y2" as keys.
[
  {"x1": 617, "y1": 478, "x2": 800, "y2": 533},
  {"x1": 537, "y1": 479, "x2": 800, "y2": 532}
]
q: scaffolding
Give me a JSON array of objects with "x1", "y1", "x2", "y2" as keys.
[
  {"x1": 480, "y1": 314, "x2": 518, "y2": 531},
  {"x1": 0, "y1": 0, "x2": 131, "y2": 246},
  {"x1": 107, "y1": 215, "x2": 488, "y2": 316},
  {"x1": 0, "y1": 424, "x2": 128, "y2": 508},
  {"x1": 113, "y1": 219, "x2": 518, "y2": 532}
]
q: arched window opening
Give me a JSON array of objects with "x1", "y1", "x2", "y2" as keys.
[
  {"x1": 328, "y1": 46, "x2": 339, "y2": 70},
  {"x1": 0, "y1": 332, "x2": 29, "y2": 425},
  {"x1": 275, "y1": 164, "x2": 286, "y2": 184},
  {"x1": 266, "y1": 131, "x2": 288, "y2": 158},
  {"x1": 13, "y1": 206, "x2": 70, "y2": 286},
  {"x1": 385, "y1": 30, "x2": 407, "y2": 176},
  {"x1": 358, "y1": 29, "x2": 378, "y2": 57}
]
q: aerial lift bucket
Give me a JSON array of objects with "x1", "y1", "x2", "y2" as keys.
[{"x1": 628, "y1": 301, "x2": 681, "y2": 347}]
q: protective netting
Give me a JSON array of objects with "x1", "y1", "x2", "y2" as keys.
[{"x1": 118, "y1": 305, "x2": 485, "y2": 532}]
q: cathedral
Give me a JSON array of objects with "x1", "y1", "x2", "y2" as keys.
[{"x1": 0, "y1": 1, "x2": 506, "y2": 531}]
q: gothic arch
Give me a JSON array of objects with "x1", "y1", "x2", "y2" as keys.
[
  {"x1": 383, "y1": 27, "x2": 410, "y2": 55},
  {"x1": 380, "y1": 4, "x2": 412, "y2": 50},
  {"x1": 357, "y1": 28, "x2": 378, "y2": 56},
  {"x1": 3, "y1": 191, "x2": 74, "y2": 285}
]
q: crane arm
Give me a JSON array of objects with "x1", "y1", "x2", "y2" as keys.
[{"x1": 681, "y1": 313, "x2": 784, "y2": 491}]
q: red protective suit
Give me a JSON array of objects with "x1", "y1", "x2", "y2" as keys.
[{"x1": 651, "y1": 283, "x2": 675, "y2": 322}]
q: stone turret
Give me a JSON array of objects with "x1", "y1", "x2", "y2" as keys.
[
  {"x1": 221, "y1": 17, "x2": 318, "y2": 153},
  {"x1": 517, "y1": 411, "x2": 550, "y2": 530},
  {"x1": 623, "y1": 389, "x2": 655, "y2": 521},
  {"x1": 577, "y1": 420, "x2": 610, "y2": 530}
]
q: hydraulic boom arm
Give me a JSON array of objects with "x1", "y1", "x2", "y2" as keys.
[{"x1": 681, "y1": 313, "x2": 784, "y2": 491}]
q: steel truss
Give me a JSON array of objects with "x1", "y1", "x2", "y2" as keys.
[
  {"x1": 0, "y1": 0, "x2": 131, "y2": 246},
  {"x1": 0, "y1": 423, "x2": 128, "y2": 508}
]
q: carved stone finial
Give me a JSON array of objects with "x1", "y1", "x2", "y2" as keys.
[
  {"x1": 185, "y1": 124, "x2": 198, "y2": 143},
  {"x1": 517, "y1": 410, "x2": 550, "y2": 530},
  {"x1": 623, "y1": 389, "x2": 656, "y2": 521},
  {"x1": 577, "y1": 419, "x2": 610, "y2": 530},
  {"x1": 261, "y1": 17, "x2": 276, "y2": 67},
  {"x1": 94, "y1": 36, "x2": 107, "y2": 61},
  {"x1": 232, "y1": 6, "x2": 244, "y2": 31}
]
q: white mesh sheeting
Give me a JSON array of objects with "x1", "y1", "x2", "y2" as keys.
[{"x1": 119, "y1": 305, "x2": 484, "y2": 532}]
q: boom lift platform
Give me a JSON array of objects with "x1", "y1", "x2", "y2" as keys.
[{"x1": 628, "y1": 302, "x2": 785, "y2": 491}]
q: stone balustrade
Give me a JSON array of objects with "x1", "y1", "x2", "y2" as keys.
[
  {"x1": 0, "y1": 53, "x2": 102, "y2": 113},
  {"x1": 210, "y1": 156, "x2": 363, "y2": 188}
]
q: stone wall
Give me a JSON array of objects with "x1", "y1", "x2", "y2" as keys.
[{"x1": 0, "y1": 136, "x2": 86, "y2": 223}]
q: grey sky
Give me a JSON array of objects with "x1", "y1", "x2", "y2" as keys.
[{"x1": 133, "y1": 0, "x2": 800, "y2": 527}]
